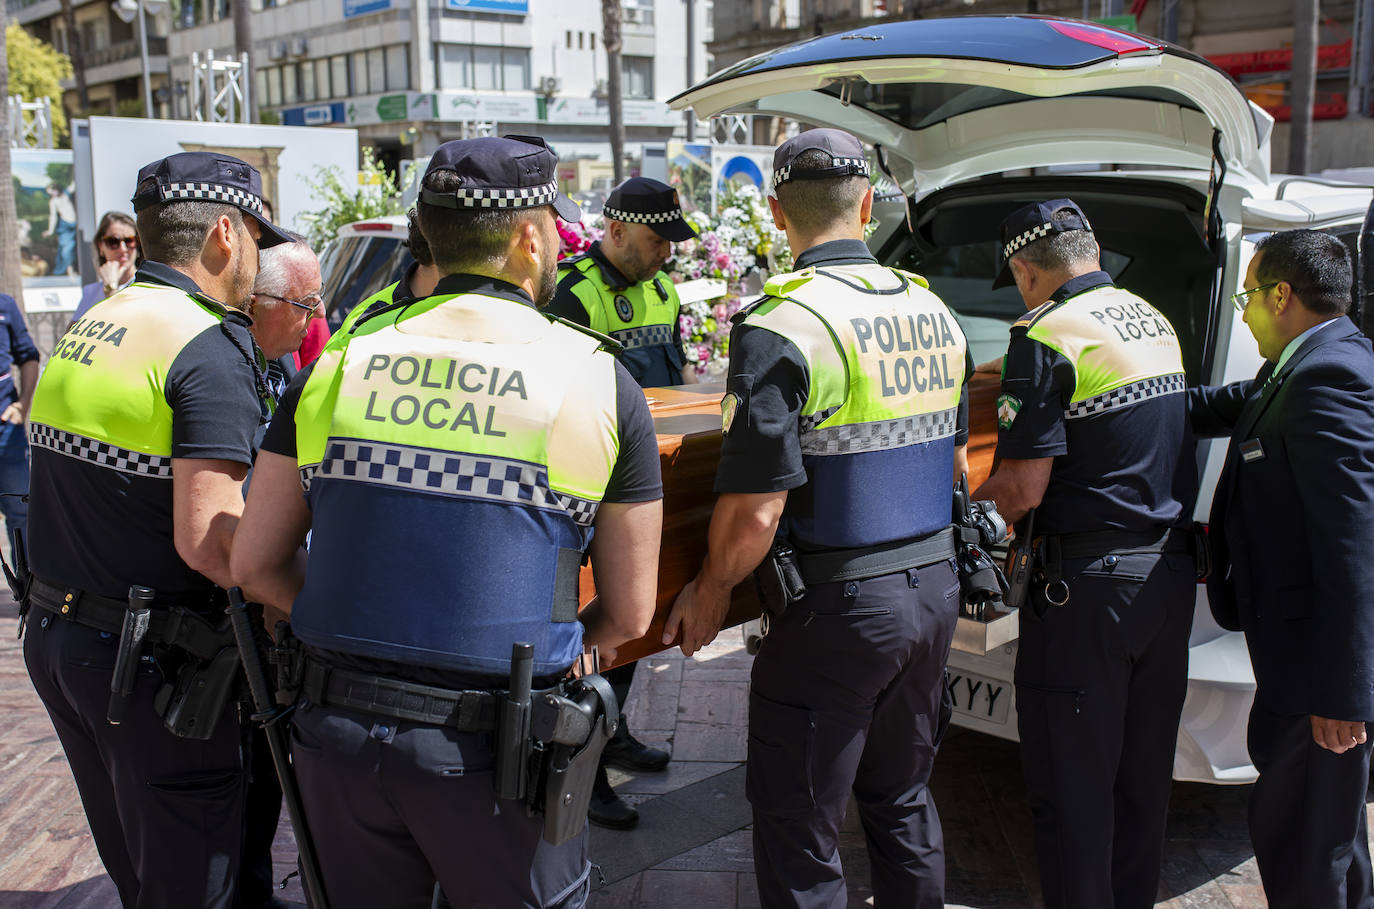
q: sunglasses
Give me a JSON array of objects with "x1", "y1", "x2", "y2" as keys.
[
  {"x1": 257, "y1": 292, "x2": 324, "y2": 315},
  {"x1": 101, "y1": 236, "x2": 138, "y2": 250}
]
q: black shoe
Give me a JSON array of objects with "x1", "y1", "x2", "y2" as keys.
[
  {"x1": 588, "y1": 765, "x2": 639, "y2": 830},
  {"x1": 601, "y1": 721, "x2": 670, "y2": 773}
]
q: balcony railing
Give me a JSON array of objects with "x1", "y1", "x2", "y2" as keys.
[{"x1": 84, "y1": 36, "x2": 168, "y2": 68}]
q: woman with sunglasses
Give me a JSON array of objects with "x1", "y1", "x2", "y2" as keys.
[{"x1": 71, "y1": 211, "x2": 142, "y2": 322}]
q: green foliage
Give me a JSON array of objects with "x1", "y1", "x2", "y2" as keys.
[
  {"x1": 258, "y1": 109, "x2": 281, "y2": 125},
  {"x1": 114, "y1": 98, "x2": 144, "y2": 118},
  {"x1": 297, "y1": 147, "x2": 416, "y2": 250},
  {"x1": 45, "y1": 162, "x2": 72, "y2": 187},
  {"x1": 6, "y1": 24, "x2": 73, "y2": 144}
]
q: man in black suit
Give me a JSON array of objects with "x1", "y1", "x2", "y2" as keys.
[{"x1": 1189, "y1": 229, "x2": 1374, "y2": 908}]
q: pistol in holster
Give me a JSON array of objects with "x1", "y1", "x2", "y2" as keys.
[
  {"x1": 491, "y1": 643, "x2": 619, "y2": 846},
  {"x1": 753, "y1": 540, "x2": 808, "y2": 620},
  {"x1": 151, "y1": 603, "x2": 241, "y2": 741}
]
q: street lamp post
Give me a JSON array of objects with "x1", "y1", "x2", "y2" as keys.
[{"x1": 112, "y1": 0, "x2": 167, "y2": 117}]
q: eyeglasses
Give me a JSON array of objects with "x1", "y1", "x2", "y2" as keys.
[
  {"x1": 1231, "y1": 282, "x2": 1278, "y2": 312},
  {"x1": 256, "y1": 292, "x2": 323, "y2": 315},
  {"x1": 101, "y1": 236, "x2": 138, "y2": 250}
]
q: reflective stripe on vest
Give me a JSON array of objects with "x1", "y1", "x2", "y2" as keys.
[
  {"x1": 1018, "y1": 285, "x2": 1186, "y2": 420},
  {"x1": 290, "y1": 291, "x2": 620, "y2": 676},
  {"x1": 745, "y1": 263, "x2": 968, "y2": 548},
  {"x1": 28, "y1": 282, "x2": 232, "y2": 477}
]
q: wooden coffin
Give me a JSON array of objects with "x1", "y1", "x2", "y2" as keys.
[{"x1": 579, "y1": 373, "x2": 1002, "y2": 664}]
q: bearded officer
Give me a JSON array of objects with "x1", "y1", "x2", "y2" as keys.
[
  {"x1": 972, "y1": 199, "x2": 1197, "y2": 909},
  {"x1": 22, "y1": 152, "x2": 291, "y2": 908},
  {"x1": 665, "y1": 128, "x2": 971, "y2": 908},
  {"x1": 232, "y1": 135, "x2": 663, "y2": 909},
  {"x1": 548, "y1": 177, "x2": 699, "y2": 387}
]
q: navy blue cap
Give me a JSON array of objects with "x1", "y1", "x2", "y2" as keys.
[
  {"x1": 771, "y1": 128, "x2": 869, "y2": 194},
  {"x1": 603, "y1": 177, "x2": 697, "y2": 242},
  {"x1": 993, "y1": 198, "x2": 1093, "y2": 289},
  {"x1": 131, "y1": 152, "x2": 292, "y2": 248},
  {"x1": 420, "y1": 135, "x2": 580, "y2": 223}
]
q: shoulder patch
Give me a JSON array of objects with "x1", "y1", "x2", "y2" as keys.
[
  {"x1": 545, "y1": 313, "x2": 624, "y2": 354},
  {"x1": 763, "y1": 267, "x2": 818, "y2": 298},
  {"x1": 996, "y1": 393, "x2": 1021, "y2": 430}
]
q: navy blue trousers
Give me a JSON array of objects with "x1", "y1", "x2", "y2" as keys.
[
  {"x1": 290, "y1": 700, "x2": 591, "y2": 909},
  {"x1": 1014, "y1": 550, "x2": 1194, "y2": 909},
  {"x1": 1248, "y1": 701, "x2": 1374, "y2": 908},
  {"x1": 747, "y1": 560, "x2": 959, "y2": 909},
  {"x1": 24, "y1": 614, "x2": 245, "y2": 909}
]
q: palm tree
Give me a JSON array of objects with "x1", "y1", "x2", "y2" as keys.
[{"x1": 600, "y1": 0, "x2": 625, "y2": 182}]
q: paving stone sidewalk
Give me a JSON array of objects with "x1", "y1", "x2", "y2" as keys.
[{"x1": 1, "y1": 595, "x2": 1361, "y2": 908}]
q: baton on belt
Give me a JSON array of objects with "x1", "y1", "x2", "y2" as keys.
[
  {"x1": 107, "y1": 585, "x2": 153, "y2": 725},
  {"x1": 226, "y1": 587, "x2": 330, "y2": 909}
]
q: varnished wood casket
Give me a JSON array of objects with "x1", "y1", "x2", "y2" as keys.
[{"x1": 578, "y1": 373, "x2": 1003, "y2": 664}]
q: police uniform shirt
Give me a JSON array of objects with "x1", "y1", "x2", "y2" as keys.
[
  {"x1": 0, "y1": 294, "x2": 39, "y2": 411},
  {"x1": 546, "y1": 241, "x2": 689, "y2": 387},
  {"x1": 27, "y1": 261, "x2": 264, "y2": 600},
  {"x1": 995, "y1": 270, "x2": 1195, "y2": 535},
  {"x1": 260, "y1": 273, "x2": 663, "y2": 687},
  {"x1": 717, "y1": 239, "x2": 973, "y2": 496}
]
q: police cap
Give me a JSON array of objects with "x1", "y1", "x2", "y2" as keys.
[
  {"x1": 771, "y1": 128, "x2": 870, "y2": 194},
  {"x1": 993, "y1": 198, "x2": 1093, "y2": 289},
  {"x1": 131, "y1": 152, "x2": 293, "y2": 248},
  {"x1": 420, "y1": 135, "x2": 581, "y2": 223},
  {"x1": 603, "y1": 177, "x2": 698, "y2": 242}
]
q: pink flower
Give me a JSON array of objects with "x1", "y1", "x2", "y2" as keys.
[{"x1": 697, "y1": 344, "x2": 711, "y2": 362}]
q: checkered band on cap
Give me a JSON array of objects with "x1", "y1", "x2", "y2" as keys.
[
  {"x1": 316, "y1": 438, "x2": 600, "y2": 526},
  {"x1": 29, "y1": 422, "x2": 173, "y2": 478},
  {"x1": 1063, "y1": 373, "x2": 1186, "y2": 420},
  {"x1": 603, "y1": 206, "x2": 685, "y2": 225},
  {"x1": 611, "y1": 324, "x2": 677, "y2": 350},
  {"x1": 1003, "y1": 222, "x2": 1053, "y2": 261},
  {"x1": 772, "y1": 156, "x2": 869, "y2": 189},
  {"x1": 447, "y1": 180, "x2": 559, "y2": 210},
  {"x1": 159, "y1": 182, "x2": 264, "y2": 213},
  {"x1": 800, "y1": 407, "x2": 959, "y2": 457}
]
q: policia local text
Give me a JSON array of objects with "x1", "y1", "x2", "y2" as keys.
[{"x1": 360, "y1": 353, "x2": 527, "y2": 436}]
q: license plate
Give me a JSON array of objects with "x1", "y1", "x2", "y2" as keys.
[{"x1": 947, "y1": 669, "x2": 1012, "y2": 725}]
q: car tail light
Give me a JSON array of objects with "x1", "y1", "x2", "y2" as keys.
[
  {"x1": 350, "y1": 222, "x2": 394, "y2": 232},
  {"x1": 1046, "y1": 20, "x2": 1159, "y2": 56}
]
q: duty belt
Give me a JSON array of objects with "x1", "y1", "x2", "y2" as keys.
[
  {"x1": 27, "y1": 577, "x2": 229, "y2": 659},
  {"x1": 1047, "y1": 527, "x2": 1193, "y2": 561},
  {"x1": 796, "y1": 526, "x2": 958, "y2": 586},
  {"x1": 301, "y1": 658, "x2": 509, "y2": 732}
]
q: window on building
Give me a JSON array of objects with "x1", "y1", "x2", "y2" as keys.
[
  {"x1": 254, "y1": 69, "x2": 268, "y2": 108},
  {"x1": 623, "y1": 56, "x2": 653, "y2": 98},
  {"x1": 367, "y1": 48, "x2": 386, "y2": 94},
  {"x1": 350, "y1": 50, "x2": 369, "y2": 94},
  {"x1": 566, "y1": 30, "x2": 572, "y2": 49},
  {"x1": 264, "y1": 67, "x2": 282, "y2": 107},
  {"x1": 622, "y1": 0, "x2": 653, "y2": 26},
  {"x1": 386, "y1": 44, "x2": 409, "y2": 91},
  {"x1": 282, "y1": 63, "x2": 299, "y2": 104},
  {"x1": 300, "y1": 60, "x2": 316, "y2": 101},
  {"x1": 439, "y1": 45, "x2": 530, "y2": 91},
  {"x1": 315, "y1": 59, "x2": 331, "y2": 99},
  {"x1": 331, "y1": 55, "x2": 349, "y2": 97},
  {"x1": 577, "y1": 32, "x2": 584, "y2": 49},
  {"x1": 590, "y1": 32, "x2": 595, "y2": 50}
]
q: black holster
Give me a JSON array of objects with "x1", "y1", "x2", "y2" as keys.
[
  {"x1": 753, "y1": 540, "x2": 807, "y2": 619},
  {"x1": 527, "y1": 673, "x2": 619, "y2": 846},
  {"x1": 152, "y1": 610, "x2": 240, "y2": 740}
]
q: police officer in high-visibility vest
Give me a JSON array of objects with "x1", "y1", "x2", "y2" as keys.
[
  {"x1": 22, "y1": 152, "x2": 291, "y2": 908},
  {"x1": 232, "y1": 135, "x2": 664, "y2": 909},
  {"x1": 971, "y1": 199, "x2": 1197, "y2": 909},
  {"x1": 666, "y1": 129, "x2": 972, "y2": 908},
  {"x1": 336, "y1": 207, "x2": 443, "y2": 336},
  {"x1": 548, "y1": 177, "x2": 699, "y2": 387}
]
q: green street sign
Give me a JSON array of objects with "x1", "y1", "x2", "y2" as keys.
[
  {"x1": 377, "y1": 94, "x2": 408, "y2": 121},
  {"x1": 1092, "y1": 14, "x2": 1138, "y2": 31}
]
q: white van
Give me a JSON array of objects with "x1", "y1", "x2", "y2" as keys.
[{"x1": 670, "y1": 14, "x2": 1374, "y2": 784}]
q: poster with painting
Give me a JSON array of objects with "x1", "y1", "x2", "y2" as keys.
[{"x1": 12, "y1": 149, "x2": 78, "y2": 287}]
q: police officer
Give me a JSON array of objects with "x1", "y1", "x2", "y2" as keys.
[
  {"x1": 231, "y1": 135, "x2": 664, "y2": 909},
  {"x1": 666, "y1": 128, "x2": 971, "y2": 908},
  {"x1": 971, "y1": 200, "x2": 1197, "y2": 909},
  {"x1": 337, "y1": 207, "x2": 442, "y2": 335},
  {"x1": 548, "y1": 176, "x2": 695, "y2": 826},
  {"x1": 547, "y1": 176, "x2": 699, "y2": 387},
  {"x1": 22, "y1": 152, "x2": 291, "y2": 908}
]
